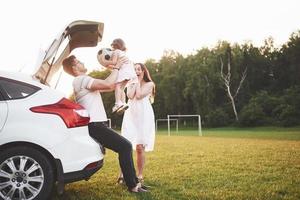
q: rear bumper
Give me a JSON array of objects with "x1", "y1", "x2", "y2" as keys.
[{"x1": 55, "y1": 158, "x2": 103, "y2": 184}]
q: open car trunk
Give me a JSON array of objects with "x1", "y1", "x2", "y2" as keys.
[{"x1": 33, "y1": 20, "x2": 104, "y2": 85}]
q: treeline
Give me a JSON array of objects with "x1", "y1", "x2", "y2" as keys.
[{"x1": 90, "y1": 30, "x2": 300, "y2": 127}]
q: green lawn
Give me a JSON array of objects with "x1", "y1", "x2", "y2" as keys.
[
  {"x1": 160, "y1": 126, "x2": 300, "y2": 140},
  {"x1": 53, "y1": 128, "x2": 300, "y2": 200}
]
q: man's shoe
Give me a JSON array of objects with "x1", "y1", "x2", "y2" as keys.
[
  {"x1": 116, "y1": 177, "x2": 125, "y2": 185},
  {"x1": 129, "y1": 186, "x2": 148, "y2": 193},
  {"x1": 140, "y1": 184, "x2": 150, "y2": 190},
  {"x1": 137, "y1": 181, "x2": 151, "y2": 190}
]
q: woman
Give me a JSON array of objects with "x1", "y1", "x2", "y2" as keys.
[{"x1": 118, "y1": 63, "x2": 156, "y2": 184}]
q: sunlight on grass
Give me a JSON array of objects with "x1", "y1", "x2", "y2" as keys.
[
  {"x1": 52, "y1": 129, "x2": 300, "y2": 200},
  {"x1": 159, "y1": 127, "x2": 300, "y2": 140}
]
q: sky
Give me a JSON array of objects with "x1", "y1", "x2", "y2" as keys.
[{"x1": 0, "y1": 0, "x2": 300, "y2": 94}]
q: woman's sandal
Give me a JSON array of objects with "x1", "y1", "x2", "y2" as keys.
[{"x1": 138, "y1": 177, "x2": 144, "y2": 183}]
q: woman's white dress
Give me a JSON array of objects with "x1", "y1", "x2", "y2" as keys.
[{"x1": 121, "y1": 94, "x2": 155, "y2": 151}]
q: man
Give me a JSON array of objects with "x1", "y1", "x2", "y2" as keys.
[{"x1": 62, "y1": 54, "x2": 147, "y2": 193}]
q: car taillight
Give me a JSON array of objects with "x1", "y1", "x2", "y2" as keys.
[
  {"x1": 84, "y1": 160, "x2": 102, "y2": 170},
  {"x1": 30, "y1": 98, "x2": 90, "y2": 128}
]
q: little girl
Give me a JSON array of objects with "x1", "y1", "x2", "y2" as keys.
[{"x1": 98, "y1": 38, "x2": 137, "y2": 114}]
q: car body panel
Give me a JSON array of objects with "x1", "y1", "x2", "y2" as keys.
[
  {"x1": 0, "y1": 20, "x2": 105, "y2": 198},
  {"x1": 0, "y1": 72, "x2": 103, "y2": 173},
  {"x1": 50, "y1": 130, "x2": 103, "y2": 172},
  {"x1": 0, "y1": 101, "x2": 8, "y2": 132}
]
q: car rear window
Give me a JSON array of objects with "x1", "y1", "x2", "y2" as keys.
[{"x1": 0, "y1": 77, "x2": 41, "y2": 100}]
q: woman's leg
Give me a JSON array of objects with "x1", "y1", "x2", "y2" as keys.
[{"x1": 136, "y1": 144, "x2": 145, "y2": 180}]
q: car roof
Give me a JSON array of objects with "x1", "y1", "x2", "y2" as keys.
[{"x1": 0, "y1": 70, "x2": 47, "y2": 89}]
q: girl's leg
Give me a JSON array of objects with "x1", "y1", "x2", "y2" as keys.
[
  {"x1": 113, "y1": 81, "x2": 129, "y2": 113},
  {"x1": 121, "y1": 90, "x2": 126, "y2": 105},
  {"x1": 114, "y1": 82, "x2": 122, "y2": 105},
  {"x1": 112, "y1": 83, "x2": 123, "y2": 113},
  {"x1": 120, "y1": 80, "x2": 128, "y2": 104},
  {"x1": 136, "y1": 144, "x2": 145, "y2": 180}
]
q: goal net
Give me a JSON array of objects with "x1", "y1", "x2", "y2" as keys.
[
  {"x1": 167, "y1": 115, "x2": 202, "y2": 136},
  {"x1": 155, "y1": 119, "x2": 179, "y2": 133}
]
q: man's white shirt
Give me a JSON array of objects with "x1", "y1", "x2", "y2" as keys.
[{"x1": 73, "y1": 75, "x2": 107, "y2": 122}]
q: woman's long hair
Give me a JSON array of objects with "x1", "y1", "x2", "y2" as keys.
[{"x1": 135, "y1": 63, "x2": 156, "y2": 103}]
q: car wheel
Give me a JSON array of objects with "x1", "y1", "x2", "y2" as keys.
[{"x1": 0, "y1": 146, "x2": 55, "y2": 200}]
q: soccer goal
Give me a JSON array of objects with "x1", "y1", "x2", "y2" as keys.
[
  {"x1": 155, "y1": 118, "x2": 179, "y2": 133},
  {"x1": 167, "y1": 115, "x2": 202, "y2": 136}
]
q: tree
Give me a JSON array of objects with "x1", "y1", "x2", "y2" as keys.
[{"x1": 220, "y1": 50, "x2": 247, "y2": 121}]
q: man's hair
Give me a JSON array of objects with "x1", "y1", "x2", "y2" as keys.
[{"x1": 62, "y1": 55, "x2": 76, "y2": 76}]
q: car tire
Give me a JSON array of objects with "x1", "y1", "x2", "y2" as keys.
[{"x1": 0, "y1": 145, "x2": 55, "y2": 200}]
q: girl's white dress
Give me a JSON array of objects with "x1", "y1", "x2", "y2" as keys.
[
  {"x1": 121, "y1": 94, "x2": 155, "y2": 151},
  {"x1": 113, "y1": 49, "x2": 137, "y2": 83}
]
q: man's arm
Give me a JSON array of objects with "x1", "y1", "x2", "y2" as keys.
[{"x1": 89, "y1": 69, "x2": 119, "y2": 90}]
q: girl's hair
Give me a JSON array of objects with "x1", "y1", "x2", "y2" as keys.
[
  {"x1": 111, "y1": 38, "x2": 126, "y2": 51},
  {"x1": 135, "y1": 63, "x2": 156, "y2": 103}
]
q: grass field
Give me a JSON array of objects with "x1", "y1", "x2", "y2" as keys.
[
  {"x1": 161, "y1": 126, "x2": 300, "y2": 140},
  {"x1": 52, "y1": 127, "x2": 300, "y2": 200}
]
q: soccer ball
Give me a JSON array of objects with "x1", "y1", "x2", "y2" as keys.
[{"x1": 97, "y1": 48, "x2": 112, "y2": 60}]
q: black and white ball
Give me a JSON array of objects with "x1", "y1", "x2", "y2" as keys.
[{"x1": 97, "y1": 48, "x2": 112, "y2": 60}]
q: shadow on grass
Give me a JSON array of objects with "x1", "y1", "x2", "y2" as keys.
[{"x1": 52, "y1": 179, "x2": 193, "y2": 200}]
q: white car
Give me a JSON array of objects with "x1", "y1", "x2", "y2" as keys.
[{"x1": 0, "y1": 21, "x2": 105, "y2": 200}]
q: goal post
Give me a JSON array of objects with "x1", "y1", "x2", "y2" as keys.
[
  {"x1": 155, "y1": 119, "x2": 178, "y2": 133},
  {"x1": 167, "y1": 115, "x2": 202, "y2": 136},
  {"x1": 107, "y1": 118, "x2": 111, "y2": 128}
]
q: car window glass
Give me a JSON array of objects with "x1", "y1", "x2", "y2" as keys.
[
  {"x1": 53, "y1": 37, "x2": 70, "y2": 64},
  {"x1": 0, "y1": 78, "x2": 40, "y2": 100},
  {"x1": 0, "y1": 91, "x2": 4, "y2": 101}
]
